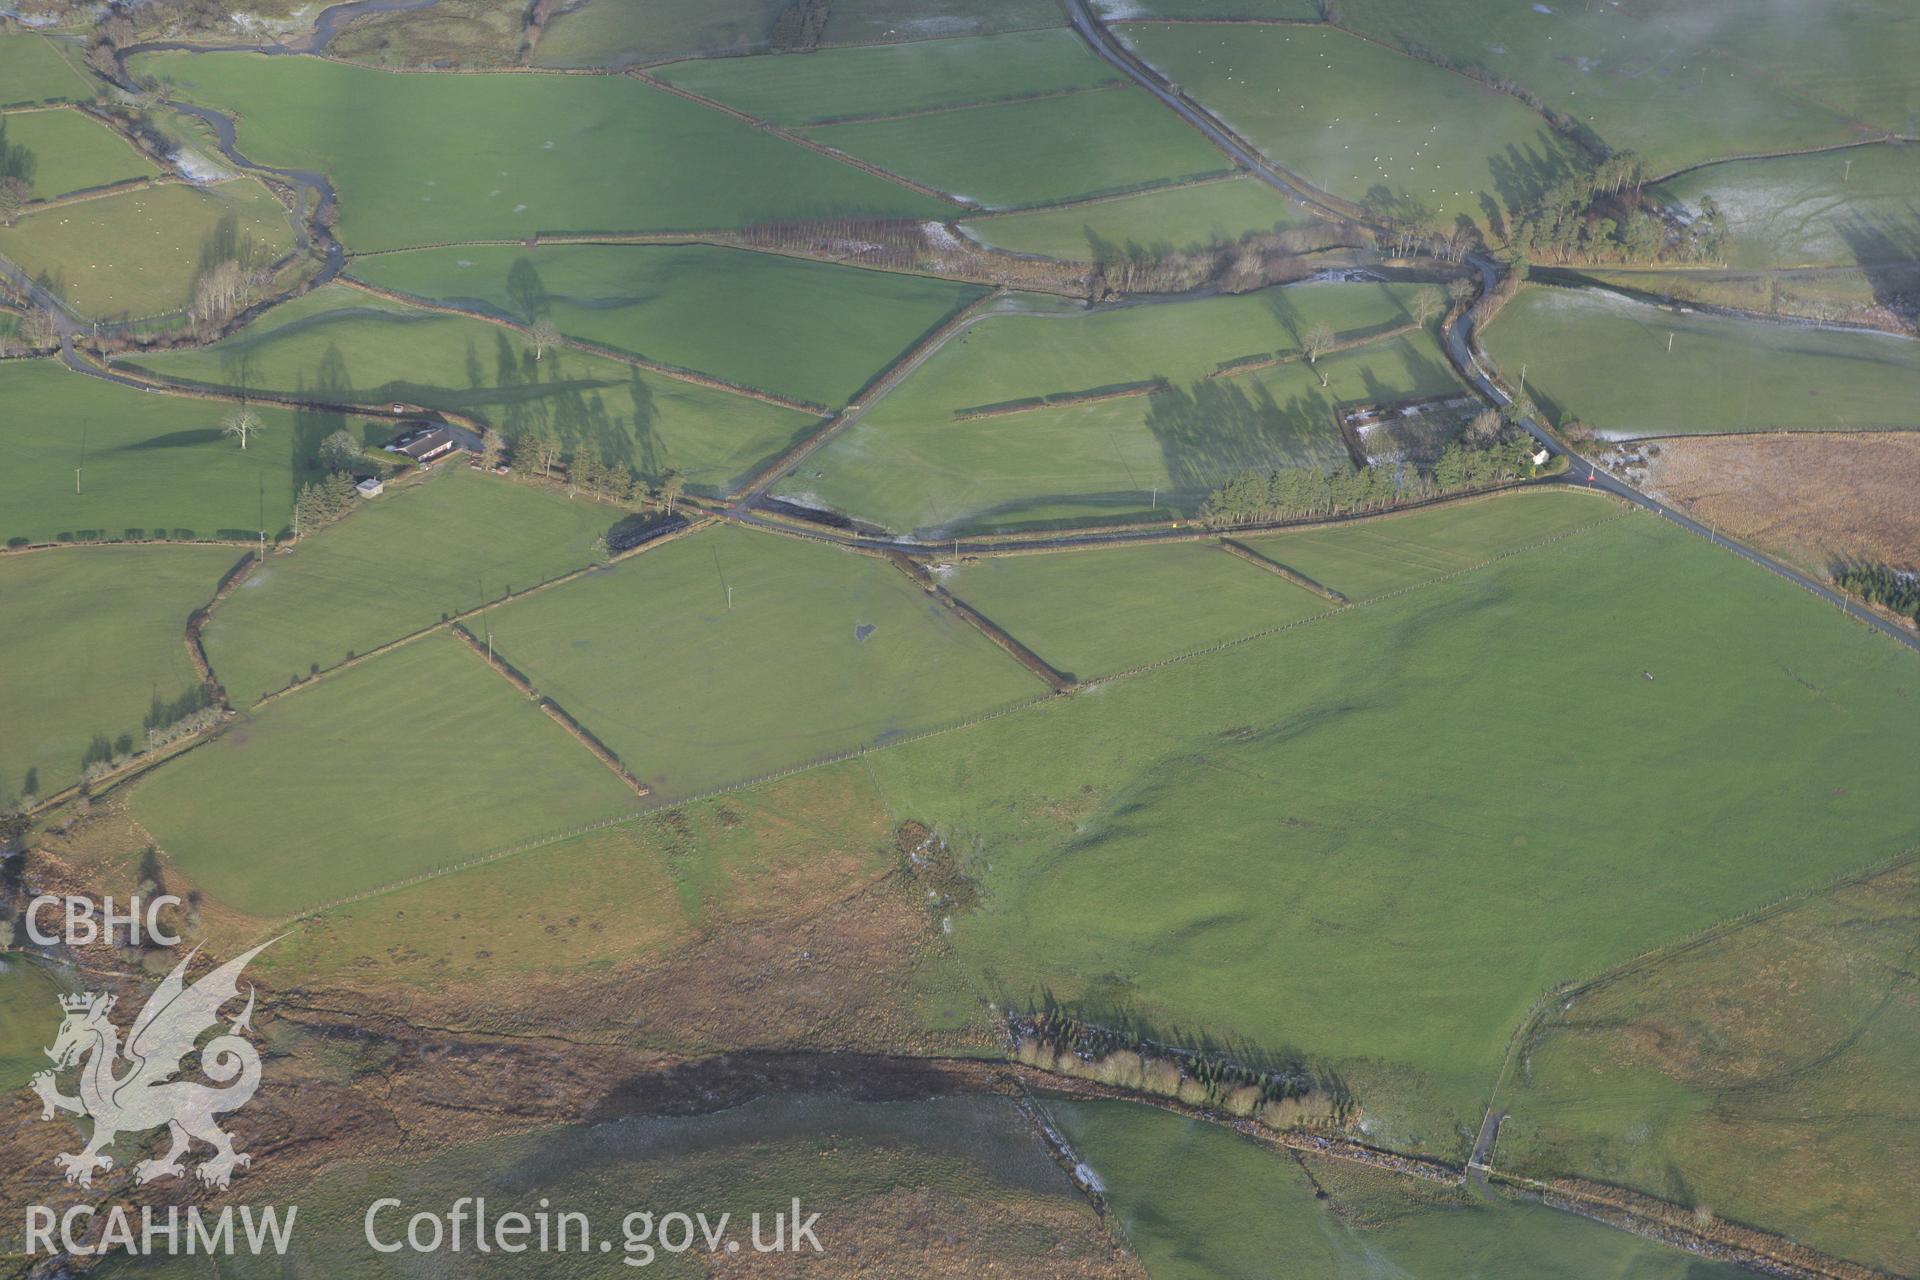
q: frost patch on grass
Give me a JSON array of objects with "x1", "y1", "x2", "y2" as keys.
[{"x1": 172, "y1": 150, "x2": 231, "y2": 183}]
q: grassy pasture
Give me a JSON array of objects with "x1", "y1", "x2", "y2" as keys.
[
  {"x1": 1098, "y1": 0, "x2": 1320, "y2": 13},
  {"x1": 1482, "y1": 286, "x2": 1920, "y2": 436},
  {"x1": 131, "y1": 633, "x2": 640, "y2": 917},
  {"x1": 782, "y1": 290, "x2": 1459, "y2": 534},
  {"x1": 869, "y1": 508, "x2": 1920, "y2": 1154},
  {"x1": 962, "y1": 174, "x2": 1319, "y2": 259},
  {"x1": 1577, "y1": 266, "x2": 1901, "y2": 328},
  {"x1": 254, "y1": 760, "x2": 892, "y2": 988},
  {"x1": 0, "y1": 546, "x2": 234, "y2": 803},
  {"x1": 201, "y1": 465, "x2": 614, "y2": 707},
  {"x1": 0, "y1": 108, "x2": 157, "y2": 199},
  {"x1": 0, "y1": 958, "x2": 74, "y2": 1089},
  {"x1": 1119, "y1": 23, "x2": 1585, "y2": 229},
  {"x1": 0, "y1": 33, "x2": 94, "y2": 106},
  {"x1": 1098, "y1": 0, "x2": 1318, "y2": 14},
  {"x1": 350, "y1": 244, "x2": 985, "y2": 408},
  {"x1": 821, "y1": 0, "x2": 1066, "y2": 44},
  {"x1": 801, "y1": 86, "x2": 1235, "y2": 209},
  {"x1": 533, "y1": 0, "x2": 1064, "y2": 67},
  {"x1": 533, "y1": 0, "x2": 779, "y2": 66},
  {"x1": 1338, "y1": 0, "x2": 1916, "y2": 176},
  {"x1": 831, "y1": 280, "x2": 1425, "y2": 426},
  {"x1": 131, "y1": 52, "x2": 949, "y2": 251},
  {"x1": 0, "y1": 178, "x2": 291, "y2": 319},
  {"x1": 947, "y1": 541, "x2": 1333, "y2": 679},
  {"x1": 1237, "y1": 488, "x2": 1618, "y2": 600},
  {"x1": 1053, "y1": 1100, "x2": 1746, "y2": 1279},
  {"x1": 1501, "y1": 861, "x2": 1919, "y2": 1276},
  {"x1": 108, "y1": 1094, "x2": 1112, "y2": 1279},
  {"x1": 483, "y1": 524, "x2": 1039, "y2": 798},
  {"x1": 126, "y1": 283, "x2": 818, "y2": 492},
  {"x1": 656, "y1": 28, "x2": 1120, "y2": 125},
  {"x1": 1655, "y1": 143, "x2": 1920, "y2": 270},
  {"x1": 0, "y1": 358, "x2": 309, "y2": 546}
]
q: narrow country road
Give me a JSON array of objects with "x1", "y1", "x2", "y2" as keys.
[{"x1": 1064, "y1": 0, "x2": 1920, "y2": 655}]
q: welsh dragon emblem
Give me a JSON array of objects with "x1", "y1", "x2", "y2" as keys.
[{"x1": 30, "y1": 942, "x2": 272, "y2": 1189}]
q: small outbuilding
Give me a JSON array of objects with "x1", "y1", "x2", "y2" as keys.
[{"x1": 355, "y1": 477, "x2": 385, "y2": 498}]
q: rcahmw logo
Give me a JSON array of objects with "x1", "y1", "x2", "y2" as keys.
[
  {"x1": 32, "y1": 942, "x2": 272, "y2": 1187},
  {"x1": 22, "y1": 941, "x2": 297, "y2": 1259}
]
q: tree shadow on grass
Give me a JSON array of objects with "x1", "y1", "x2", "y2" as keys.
[{"x1": 1144, "y1": 378, "x2": 1342, "y2": 495}]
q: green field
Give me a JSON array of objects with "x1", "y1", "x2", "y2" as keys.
[
  {"x1": 962, "y1": 174, "x2": 1320, "y2": 259},
  {"x1": 821, "y1": 0, "x2": 1065, "y2": 44},
  {"x1": 1482, "y1": 286, "x2": 1920, "y2": 436},
  {"x1": 483, "y1": 524, "x2": 1040, "y2": 797},
  {"x1": 1120, "y1": 23, "x2": 1585, "y2": 230},
  {"x1": 0, "y1": 957, "x2": 74, "y2": 1089},
  {"x1": 350, "y1": 244, "x2": 984, "y2": 408},
  {"x1": 534, "y1": 0, "x2": 1064, "y2": 68},
  {"x1": 0, "y1": 108, "x2": 158, "y2": 199},
  {"x1": 255, "y1": 760, "x2": 891, "y2": 989},
  {"x1": 858, "y1": 282, "x2": 1427, "y2": 409},
  {"x1": 1577, "y1": 266, "x2": 1900, "y2": 328},
  {"x1": 0, "y1": 546, "x2": 234, "y2": 803},
  {"x1": 1053, "y1": 1100, "x2": 1746, "y2": 1279},
  {"x1": 127, "y1": 283, "x2": 818, "y2": 491},
  {"x1": 801, "y1": 86, "x2": 1235, "y2": 209},
  {"x1": 102, "y1": 1093, "x2": 1111, "y2": 1279},
  {"x1": 1238, "y1": 488, "x2": 1618, "y2": 599},
  {"x1": 131, "y1": 52, "x2": 949, "y2": 250},
  {"x1": 1098, "y1": 0, "x2": 1319, "y2": 14},
  {"x1": 0, "y1": 178, "x2": 291, "y2": 319},
  {"x1": 201, "y1": 465, "x2": 615, "y2": 706},
  {"x1": 0, "y1": 358, "x2": 309, "y2": 546},
  {"x1": 533, "y1": 0, "x2": 780, "y2": 66},
  {"x1": 657, "y1": 28, "x2": 1121, "y2": 125},
  {"x1": 1500, "y1": 861, "x2": 1919, "y2": 1277},
  {"x1": 1338, "y1": 0, "x2": 1917, "y2": 176},
  {"x1": 947, "y1": 541, "x2": 1333, "y2": 679},
  {"x1": 0, "y1": 33, "x2": 94, "y2": 106},
  {"x1": 866, "y1": 504, "x2": 1920, "y2": 1154},
  {"x1": 782, "y1": 287, "x2": 1460, "y2": 534},
  {"x1": 131, "y1": 634, "x2": 639, "y2": 917},
  {"x1": 1656, "y1": 143, "x2": 1920, "y2": 270}
]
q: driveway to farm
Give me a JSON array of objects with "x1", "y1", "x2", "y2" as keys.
[{"x1": 1063, "y1": 0, "x2": 1920, "y2": 654}]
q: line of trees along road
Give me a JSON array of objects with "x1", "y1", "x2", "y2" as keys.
[{"x1": 1200, "y1": 438, "x2": 1539, "y2": 526}]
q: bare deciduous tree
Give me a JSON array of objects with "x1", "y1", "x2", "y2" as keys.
[
  {"x1": 480, "y1": 428, "x2": 507, "y2": 470},
  {"x1": 1411, "y1": 286, "x2": 1445, "y2": 328},
  {"x1": 655, "y1": 470, "x2": 686, "y2": 517},
  {"x1": 528, "y1": 317, "x2": 561, "y2": 361},
  {"x1": 221, "y1": 405, "x2": 263, "y2": 450},
  {"x1": 1301, "y1": 323, "x2": 1334, "y2": 386}
]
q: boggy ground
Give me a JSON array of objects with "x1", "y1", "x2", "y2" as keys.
[{"x1": 1628, "y1": 431, "x2": 1920, "y2": 576}]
